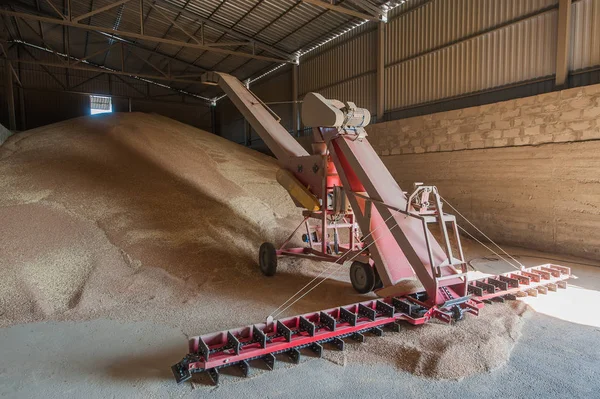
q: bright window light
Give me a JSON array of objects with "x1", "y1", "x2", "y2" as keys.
[{"x1": 90, "y1": 95, "x2": 112, "y2": 115}]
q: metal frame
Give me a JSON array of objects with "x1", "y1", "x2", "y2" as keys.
[
  {"x1": 0, "y1": 8, "x2": 293, "y2": 64},
  {"x1": 301, "y1": 0, "x2": 387, "y2": 22},
  {"x1": 4, "y1": 39, "x2": 213, "y2": 101},
  {"x1": 154, "y1": 72, "x2": 575, "y2": 386},
  {"x1": 555, "y1": 0, "x2": 572, "y2": 87},
  {"x1": 0, "y1": 0, "x2": 391, "y2": 104},
  {"x1": 173, "y1": 263, "x2": 571, "y2": 385}
]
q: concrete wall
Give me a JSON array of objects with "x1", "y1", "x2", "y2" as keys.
[
  {"x1": 366, "y1": 83, "x2": 600, "y2": 260},
  {"x1": 366, "y1": 84, "x2": 600, "y2": 155}
]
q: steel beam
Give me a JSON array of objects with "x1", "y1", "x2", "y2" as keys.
[
  {"x1": 376, "y1": 21, "x2": 384, "y2": 121},
  {"x1": 300, "y1": 0, "x2": 382, "y2": 21},
  {"x1": 148, "y1": 2, "x2": 201, "y2": 45},
  {"x1": 41, "y1": 0, "x2": 66, "y2": 20},
  {"x1": 8, "y1": 57, "x2": 207, "y2": 86},
  {"x1": 72, "y1": 42, "x2": 118, "y2": 65},
  {"x1": 9, "y1": 0, "x2": 207, "y2": 75},
  {"x1": 348, "y1": 0, "x2": 387, "y2": 19},
  {"x1": 153, "y1": 0, "x2": 292, "y2": 60},
  {"x1": 90, "y1": 30, "x2": 207, "y2": 73},
  {"x1": 292, "y1": 63, "x2": 299, "y2": 136},
  {"x1": 0, "y1": 9, "x2": 293, "y2": 64},
  {"x1": 5, "y1": 60, "x2": 17, "y2": 130},
  {"x1": 15, "y1": 45, "x2": 25, "y2": 130},
  {"x1": 73, "y1": 0, "x2": 133, "y2": 23},
  {"x1": 16, "y1": 84, "x2": 207, "y2": 105},
  {"x1": 19, "y1": 45, "x2": 67, "y2": 89},
  {"x1": 555, "y1": 0, "x2": 572, "y2": 87}
]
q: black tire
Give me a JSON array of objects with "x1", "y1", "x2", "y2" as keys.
[
  {"x1": 350, "y1": 261, "x2": 375, "y2": 294},
  {"x1": 259, "y1": 242, "x2": 278, "y2": 276},
  {"x1": 373, "y1": 268, "x2": 383, "y2": 290}
]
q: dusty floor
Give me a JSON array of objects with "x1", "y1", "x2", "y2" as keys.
[
  {"x1": 1, "y1": 114, "x2": 600, "y2": 397},
  {"x1": 0, "y1": 255, "x2": 598, "y2": 399}
]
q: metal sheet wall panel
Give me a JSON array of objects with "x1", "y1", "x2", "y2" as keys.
[
  {"x1": 385, "y1": 0, "x2": 558, "y2": 65},
  {"x1": 318, "y1": 73, "x2": 377, "y2": 113},
  {"x1": 299, "y1": 30, "x2": 376, "y2": 96},
  {"x1": 570, "y1": 0, "x2": 600, "y2": 71},
  {"x1": 385, "y1": 10, "x2": 557, "y2": 111}
]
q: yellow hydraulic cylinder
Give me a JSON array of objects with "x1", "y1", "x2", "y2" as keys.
[{"x1": 276, "y1": 169, "x2": 321, "y2": 211}]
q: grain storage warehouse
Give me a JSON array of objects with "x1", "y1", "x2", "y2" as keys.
[{"x1": 1, "y1": 1, "x2": 599, "y2": 397}]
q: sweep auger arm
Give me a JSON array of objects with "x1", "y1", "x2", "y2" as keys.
[
  {"x1": 172, "y1": 264, "x2": 571, "y2": 384},
  {"x1": 172, "y1": 74, "x2": 572, "y2": 385}
]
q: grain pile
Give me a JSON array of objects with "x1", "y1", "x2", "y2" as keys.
[
  {"x1": 0, "y1": 113, "x2": 528, "y2": 382},
  {"x1": 324, "y1": 301, "x2": 529, "y2": 380}
]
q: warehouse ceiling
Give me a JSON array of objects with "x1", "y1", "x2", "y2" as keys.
[{"x1": 0, "y1": 0, "x2": 393, "y2": 101}]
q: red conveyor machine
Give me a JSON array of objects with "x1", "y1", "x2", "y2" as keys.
[{"x1": 172, "y1": 72, "x2": 571, "y2": 385}]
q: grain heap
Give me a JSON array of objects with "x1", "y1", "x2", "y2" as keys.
[{"x1": 0, "y1": 113, "x2": 528, "y2": 382}]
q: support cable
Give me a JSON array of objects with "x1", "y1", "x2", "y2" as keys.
[
  {"x1": 267, "y1": 209, "x2": 399, "y2": 318},
  {"x1": 271, "y1": 219, "x2": 402, "y2": 319},
  {"x1": 440, "y1": 195, "x2": 525, "y2": 269}
]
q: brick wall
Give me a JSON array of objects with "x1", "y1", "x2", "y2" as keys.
[
  {"x1": 367, "y1": 84, "x2": 600, "y2": 156},
  {"x1": 359, "y1": 84, "x2": 600, "y2": 261}
]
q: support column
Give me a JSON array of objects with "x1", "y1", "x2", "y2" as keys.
[
  {"x1": 18, "y1": 87, "x2": 26, "y2": 130},
  {"x1": 555, "y1": 0, "x2": 572, "y2": 87},
  {"x1": 5, "y1": 60, "x2": 16, "y2": 131},
  {"x1": 244, "y1": 79, "x2": 251, "y2": 145},
  {"x1": 210, "y1": 103, "x2": 216, "y2": 135},
  {"x1": 17, "y1": 46, "x2": 26, "y2": 130},
  {"x1": 376, "y1": 21, "x2": 385, "y2": 122},
  {"x1": 292, "y1": 63, "x2": 299, "y2": 136},
  {"x1": 128, "y1": 97, "x2": 132, "y2": 112},
  {"x1": 244, "y1": 119, "x2": 251, "y2": 146}
]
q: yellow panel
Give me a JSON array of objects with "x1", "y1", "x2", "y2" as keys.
[{"x1": 276, "y1": 169, "x2": 321, "y2": 211}]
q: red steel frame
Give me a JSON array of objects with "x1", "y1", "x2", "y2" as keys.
[
  {"x1": 172, "y1": 75, "x2": 573, "y2": 386},
  {"x1": 173, "y1": 264, "x2": 571, "y2": 384}
]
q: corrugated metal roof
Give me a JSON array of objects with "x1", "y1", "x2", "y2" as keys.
[{"x1": 3, "y1": 0, "x2": 390, "y2": 99}]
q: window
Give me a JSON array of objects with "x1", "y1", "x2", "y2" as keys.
[{"x1": 90, "y1": 95, "x2": 112, "y2": 115}]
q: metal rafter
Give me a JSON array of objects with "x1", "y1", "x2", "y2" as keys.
[
  {"x1": 7, "y1": 41, "x2": 210, "y2": 86},
  {"x1": 72, "y1": 0, "x2": 133, "y2": 23},
  {"x1": 221, "y1": 0, "x2": 352, "y2": 87},
  {"x1": 17, "y1": 15, "x2": 67, "y2": 64},
  {"x1": 300, "y1": 0, "x2": 384, "y2": 21},
  {"x1": 84, "y1": 31, "x2": 208, "y2": 74},
  {"x1": 179, "y1": 0, "x2": 305, "y2": 92},
  {"x1": 132, "y1": 0, "x2": 192, "y2": 78},
  {"x1": 19, "y1": 45, "x2": 67, "y2": 89},
  {"x1": 153, "y1": 0, "x2": 292, "y2": 60},
  {"x1": 144, "y1": 0, "x2": 230, "y2": 86},
  {"x1": 41, "y1": 0, "x2": 66, "y2": 20},
  {"x1": 82, "y1": 0, "x2": 94, "y2": 57},
  {"x1": 166, "y1": 0, "x2": 237, "y2": 80},
  {"x1": 0, "y1": 8, "x2": 293, "y2": 64},
  {"x1": 347, "y1": 0, "x2": 387, "y2": 18},
  {"x1": 205, "y1": 0, "x2": 269, "y2": 71}
]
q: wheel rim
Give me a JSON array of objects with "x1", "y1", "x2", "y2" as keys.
[{"x1": 353, "y1": 266, "x2": 367, "y2": 288}]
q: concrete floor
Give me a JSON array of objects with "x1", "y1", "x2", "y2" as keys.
[{"x1": 1, "y1": 254, "x2": 600, "y2": 398}]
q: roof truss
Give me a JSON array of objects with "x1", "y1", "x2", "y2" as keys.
[
  {"x1": 0, "y1": 0, "x2": 296, "y2": 64},
  {"x1": 300, "y1": 0, "x2": 388, "y2": 22}
]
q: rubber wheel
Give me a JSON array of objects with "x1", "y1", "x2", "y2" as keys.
[
  {"x1": 259, "y1": 242, "x2": 278, "y2": 276},
  {"x1": 373, "y1": 268, "x2": 383, "y2": 290},
  {"x1": 350, "y1": 261, "x2": 375, "y2": 294}
]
